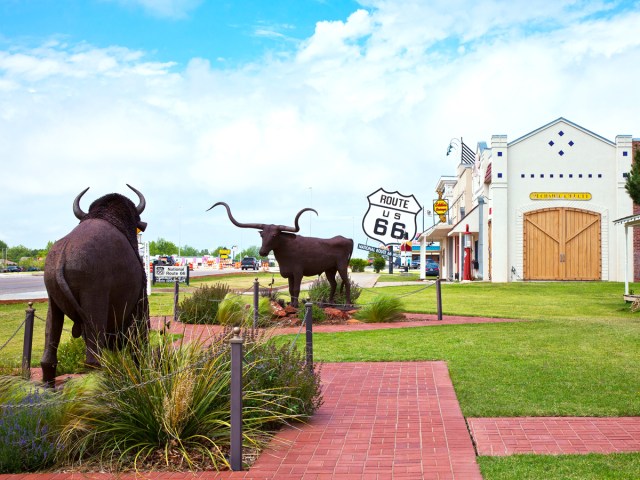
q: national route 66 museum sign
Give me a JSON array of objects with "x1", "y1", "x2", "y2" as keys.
[{"x1": 362, "y1": 188, "x2": 422, "y2": 246}]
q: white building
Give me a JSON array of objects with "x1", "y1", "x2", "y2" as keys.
[{"x1": 421, "y1": 118, "x2": 634, "y2": 282}]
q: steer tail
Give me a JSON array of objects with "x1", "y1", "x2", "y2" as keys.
[{"x1": 55, "y1": 265, "x2": 90, "y2": 338}]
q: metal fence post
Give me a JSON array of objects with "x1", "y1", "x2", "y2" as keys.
[
  {"x1": 436, "y1": 277, "x2": 443, "y2": 321},
  {"x1": 173, "y1": 280, "x2": 180, "y2": 324},
  {"x1": 22, "y1": 302, "x2": 35, "y2": 379},
  {"x1": 305, "y1": 302, "x2": 313, "y2": 371},
  {"x1": 230, "y1": 327, "x2": 244, "y2": 471},
  {"x1": 253, "y1": 278, "x2": 259, "y2": 329}
]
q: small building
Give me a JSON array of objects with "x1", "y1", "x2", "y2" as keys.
[{"x1": 420, "y1": 118, "x2": 634, "y2": 282}]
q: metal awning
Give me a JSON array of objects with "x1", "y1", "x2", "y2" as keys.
[
  {"x1": 613, "y1": 213, "x2": 640, "y2": 227},
  {"x1": 419, "y1": 222, "x2": 453, "y2": 242},
  {"x1": 448, "y1": 204, "x2": 480, "y2": 236}
]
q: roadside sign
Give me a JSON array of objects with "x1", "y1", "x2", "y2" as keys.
[
  {"x1": 219, "y1": 249, "x2": 231, "y2": 255},
  {"x1": 220, "y1": 254, "x2": 229, "y2": 259},
  {"x1": 362, "y1": 188, "x2": 422, "y2": 246},
  {"x1": 357, "y1": 243, "x2": 390, "y2": 257}
]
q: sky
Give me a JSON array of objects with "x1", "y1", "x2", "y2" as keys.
[{"x1": 1, "y1": 0, "x2": 639, "y2": 258}]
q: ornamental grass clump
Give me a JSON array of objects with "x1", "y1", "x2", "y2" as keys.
[
  {"x1": 307, "y1": 274, "x2": 362, "y2": 306},
  {"x1": 355, "y1": 295, "x2": 405, "y2": 323},
  {"x1": 179, "y1": 282, "x2": 230, "y2": 324},
  {"x1": 56, "y1": 329, "x2": 322, "y2": 472},
  {"x1": 216, "y1": 294, "x2": 248, "y2": 326},
  {"x1": 0, "y1": 377, "x2": 62, "y2": 473}
]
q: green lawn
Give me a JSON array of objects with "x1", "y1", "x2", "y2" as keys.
[{"x1": 1, "y1": 280, "x2": 639, "y2": 478}]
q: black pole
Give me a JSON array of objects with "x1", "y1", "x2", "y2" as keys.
[
  {"x1": 186, "y1": 264, "x2": 190, "y2": 286},
  {"x1": 22, "y1": 302, "x2": 35, "y2": 379},
  {"x1": 230, "y1": 327, "x2": 243, "y2": 471},
  {"x1": 305, "y1": 302, "x2": 313, "y2": 372},
  {"x1": 388, "y1": 245, "x2": 394, "y2": 274},
  {"x1": 253, "y1": 278, "x2": 259, "y2": 329},
  {"x1": 173, "y1": 280, "x2": 179, "y2": 324},
  {"x1": 436, "y1": 277, "x2": 443, "y2": 321}
]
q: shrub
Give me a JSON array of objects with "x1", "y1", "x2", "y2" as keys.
[
  {"x1": 306, "y1": 275, "x2": 362, "y2": 306},
  {"x1": 354, "y1": 295, "x2": 405, "y2": 323},
  {"x1": 56, "y1": 330, "x2": 317, "y2": 471},
  {"x1": 0, "y1": 377, "x2": 62, "y2": 473},
  {"x1": 244, "y1": 335, "x2": 323, "y2": 418},
  {"x1": 297, "y1": 303, "x2": 327, "y2": 323},
  {"x1": 179, "y1": 282, "x2": 230, "y2": 324},
  {"x1": 372, "y1": 257, "x2": 386, "y2": 273},
  {"x1": 349, "y1": 258, "x2": 368, "y2": 272},
  {"x1": 56, "y1": 337, "x2": 86, "y2": 375}
]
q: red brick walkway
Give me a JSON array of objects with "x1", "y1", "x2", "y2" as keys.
[{"x1": 468, "y1": 417, "x2": 640, "y2": 456}]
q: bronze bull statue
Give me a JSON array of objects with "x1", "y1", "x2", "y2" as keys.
[
  {"x1": 208, "y1": 202, "x2": 353, "y2": 307},
  {"x1": 41, "y1": 185, "x2": 149, "y2": 387}
]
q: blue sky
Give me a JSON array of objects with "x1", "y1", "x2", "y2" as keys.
[
  {"x1": 1, "y1": 0, "x2": 363, "y2": 66},
  {"x1": 1, "y1": 0, "x2": 639, "y2": 255}
]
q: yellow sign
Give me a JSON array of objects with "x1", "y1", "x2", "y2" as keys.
[
  {"x1": 219, "y1": 249, "x2": 231, "y2": 255},
  {"x1": 433, "y1": 199, "x2": 449, "y2": 215},
  {"x1": 529, "y1": 192, "x2": 592, "y2": 201}
]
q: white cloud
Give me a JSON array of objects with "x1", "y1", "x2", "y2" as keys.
[{"x1": 1, "y1": 0, "x2": 639, "y2": 250}]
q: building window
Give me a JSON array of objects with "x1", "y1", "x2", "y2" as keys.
[
  {"x1": 540, "y1": 174, "x2": 544, "y2": 178},
  {"x1": 498, "y1": 152, "x2": 503, "y2": 157},
  {"x1": 598, "y1": 174, "x2": 602, "y2": 178},
  {"x1": 624, "y1": 151, "x2": 629, "y2": 156},
  {"x1": 530, "y1": 174, "x2": 534, "y2": 178},
  {"x1": 498, "y1": 173, "x2": 503, "y2": 178},
  {"x1": 550, "y1": 174, "x2": 554, "y2": 178},
  {"x1": 569, "y1": 174, "x2": 573, "y2": 178},
  {"x1": 588, "y1": 174, "x2": 592, "y2": 178},
  {"x1": 560, "y1": 174, "x2": 564, "y2": 178}
]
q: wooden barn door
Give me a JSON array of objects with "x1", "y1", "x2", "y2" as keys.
[{"x1": 524, "y1": 208, "x2": 600, "y2": 280}]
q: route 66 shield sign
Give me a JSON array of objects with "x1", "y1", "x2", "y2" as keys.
[{"x1": 362, "y1": 188, "x2": 422, "y2": 246}]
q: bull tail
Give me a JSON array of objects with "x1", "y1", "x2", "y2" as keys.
[{"x1": 55, "y1": 265, "x2": 90, "y2": 338}]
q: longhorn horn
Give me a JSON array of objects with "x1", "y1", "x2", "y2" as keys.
[
  {"x1": 73, "y1": 187, "x2": 90, "y2": 220},
  {"x1": 126, "y1": 184, "x2": 146, "y2": 214},
  {"x1": 280, "y1": 207, "x2": 319, "y2": 233},
  {"x1": 207, "y1": 202, "x2": 266, "y2": 229}
]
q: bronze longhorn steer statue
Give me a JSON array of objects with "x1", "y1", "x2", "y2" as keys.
[
  {"x1": 208, "y1": 202, "x2": 353, "y2": 307},
  {"x1": 41, "y1": 185, "x2": 149, "y2": 387}
]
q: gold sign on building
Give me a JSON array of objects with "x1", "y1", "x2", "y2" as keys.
[{"x1": 529, "y1": 192, "x2": 592, "y2": 201}]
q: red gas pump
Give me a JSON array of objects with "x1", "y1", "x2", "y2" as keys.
[{"x1": 463, "y1": 229, "x2": 472, "y2": 281}]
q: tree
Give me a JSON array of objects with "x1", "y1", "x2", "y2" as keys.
[
  {"x1": 625, "y1": 149, "x2": 640, "y2": 205},
  {"x1": 239, "y1": 246, "x2": 263, "y2": 260},
  {"x1": 149, "y1": 238, "x2": 179, "y2": 256},
  {"x1": 7, "y1": 245, "x2": 32, "y2": 263},
  {"x1": 180, "y1": 245, "x2": 199, "y2": 257}
]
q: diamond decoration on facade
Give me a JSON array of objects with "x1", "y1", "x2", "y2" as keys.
[
  {"x1": 568, "y1": 140, "x2": 574, "y2": 147},
  {"x1": 558, "y1": 130, "x2": 564, "y2": 136},
  {"x1": 549, "y1": 140, "x2": 555, "y2": 146},
  {"x1": 559, "y1": 150, "x2": 565, "y2": 156}
]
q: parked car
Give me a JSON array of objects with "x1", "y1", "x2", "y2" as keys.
[
  {"x1": 411, "y1": 260, "x2": 420, "y2": 269},
  {"x1": 241, "y1": 256, "x2": 260, "y2": 270},
  {"x1": 425, "y1": 260, "x2": 440, "y2": 276},
  {"x1": 3, "y1": 265, "x2": 22, "y2": 273}
]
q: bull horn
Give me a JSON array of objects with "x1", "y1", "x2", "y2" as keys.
[
  {"x1": 281, "y1": 208, "x2": 318, "y2": 233},
  {"x1": 207, "y1": 202, "x2": 266, "y2": 229},
  {"x1": 73, "y1": 187, "x2": 90, "y2": 220},
  {"x1": 126, "y1": 184, "x2": 146, "y2": 214}
]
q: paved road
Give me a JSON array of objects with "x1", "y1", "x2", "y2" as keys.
[{"x1": 0, "y1": 267, "x2": 259, "y2": 302}]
